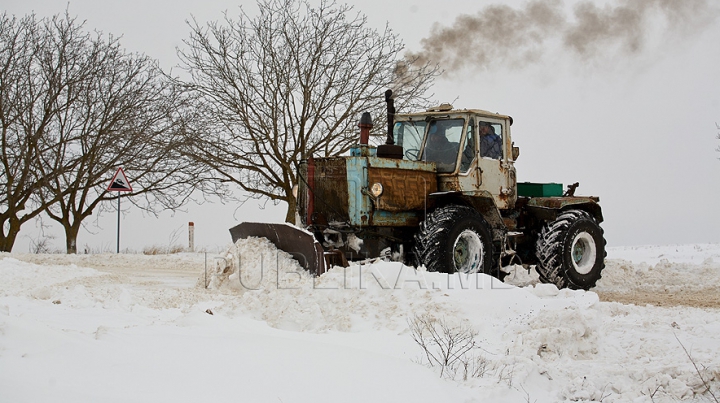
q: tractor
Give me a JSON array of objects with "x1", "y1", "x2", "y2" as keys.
[{"x1": 231, "y1": 90, "x2": 606, "y2": 290}]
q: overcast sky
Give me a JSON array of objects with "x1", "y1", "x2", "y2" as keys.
[{"x1": 4, "y1": 0, "x2": 720, "y2": 252}]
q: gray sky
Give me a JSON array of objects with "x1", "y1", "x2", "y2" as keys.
[{"x1": 4, "y1": 0, "x2": 720, "y2": 252}]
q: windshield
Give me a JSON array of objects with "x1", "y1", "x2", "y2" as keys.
[
  {"x1": 392, "y1": 121, "x2": 426, "y2": 161},
  {"x1": 420, "y1": 118, "x2": 465, "y2": 173}
]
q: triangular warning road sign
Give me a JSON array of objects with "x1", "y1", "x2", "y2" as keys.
[{"x1": 107, "y1": 167, "x2": 133, "y2": 192}]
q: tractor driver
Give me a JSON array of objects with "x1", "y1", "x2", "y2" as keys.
[
  {"x1": 479, "y1": 121, "x2": 502, "y2": 160},
  {"x1": 423, "y1": 121, "x2": 459, "y2": 172}
]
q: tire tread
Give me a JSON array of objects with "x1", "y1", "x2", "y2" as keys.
[
  {"x1": 535, "y1": 210, "x2": 607, "y2": 289},
  {"x1": 413, "y1": 205, "x2": 492, "y2": 273}
]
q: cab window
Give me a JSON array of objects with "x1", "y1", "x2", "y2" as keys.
[
  {"x1": 393, "y1": 121, "x2": 426, "y2": 160},
  {"x1": 421, "y1": 118, "x2": 464, "y2": 173},
  {"x1": 479, "y1": 121, "x2": 503, "y2": 160}
]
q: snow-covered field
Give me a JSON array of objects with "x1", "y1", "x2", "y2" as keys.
[{"x1": 1, "y1": 241, "x2": 719, "y2": 402}]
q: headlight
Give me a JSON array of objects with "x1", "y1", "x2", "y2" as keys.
[{"x1": 370, "y1": 182, "x2": 383, "y2": 197}]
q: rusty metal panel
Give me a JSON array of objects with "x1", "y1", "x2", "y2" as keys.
[
  {"x1": 371, "y1": 210, "x2": 423, "y2": 226},
  {"x1": 526, "y1": 196, "x2": 604, "y2": 223},
  {"x1": 437, "y1": 175, "x2": 461, "y2": 192},
  {"x1": 367, "y1": 156, "x2": 436, "y2": 172},
  {"x1": 527, "y1": 196, "x2": 597, "y2": 209},
  {"x1": 312, "y1": 157, "x2": 349, "y2": 223},
  {"x1": 367, "y1": 167, "x2": 437, "y2": 212}
]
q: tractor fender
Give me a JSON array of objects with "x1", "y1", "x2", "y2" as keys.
[
  {"x1": 427, "y1": 191, "x2": 506, "y2": 241},
  {"x1": 525, "y1": 197, "x2": 603, "y2": 223}
]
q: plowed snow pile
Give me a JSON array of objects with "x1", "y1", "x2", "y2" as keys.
[
  {"x1": 1, "y1": 242, "x2": 719, "y2": 403},
  {"x1": 503, "y1": 243, "x2": 720, "y2": 308}
]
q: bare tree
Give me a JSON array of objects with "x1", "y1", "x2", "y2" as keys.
[
  {"x1": 0, "y1": 12, "x2": 74, "y2": 252},
  {"x1": 35, "y1": 14, "x2": 206, "y2": 254},
  {"x1": 176, "y1": 0, "x2": 438, "y2": 222},
  {"x1": 0, "y1": 11, "x2": 206, "y2": 253}
]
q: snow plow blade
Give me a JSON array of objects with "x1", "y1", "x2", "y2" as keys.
[{"x1": 229, "y1": 222, "x2": 328, "y2": 275}]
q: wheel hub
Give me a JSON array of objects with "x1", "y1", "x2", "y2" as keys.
[
  {"x1": 453, "y1": 229, "x2": 484, "y2": 273},
  {"x1": 571, "y1": 232, "x2": 597, "y2": 275}
]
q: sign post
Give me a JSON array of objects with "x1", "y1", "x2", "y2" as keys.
[{"x1": 107, "y1": 168, "x2": 133, "y2": 253}]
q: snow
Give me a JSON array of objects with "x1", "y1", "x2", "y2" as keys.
[{"x1": 1, "y1": 242, "x2": 719, "y2": 402}]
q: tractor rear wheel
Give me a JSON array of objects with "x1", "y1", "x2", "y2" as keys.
[
  {"x1": 535, "y1": 210, "x2": 606, "y2": 290},
  {"x1": 413, "y1": 205, "x2": 494, "y2": 274}
]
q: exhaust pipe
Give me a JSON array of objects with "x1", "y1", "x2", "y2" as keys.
[
  {"x1": 376, "y1": 89, "x2": 403, "y2": 159},
  {"x1": 358, "y1": 112, "x2": 372, "y2": 145},
  {"x1": 385, "y1": 89, "x2": 395, "y2": 145}
]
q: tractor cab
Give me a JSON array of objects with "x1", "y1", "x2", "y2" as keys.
[{"x1": 392, "y1": 107, "x2": 518, "y2": 209}]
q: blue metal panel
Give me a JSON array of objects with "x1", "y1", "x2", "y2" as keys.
[
  {"x1": 350, "y1": 146, "x2": 377, "y2": 157},
  {"x1": 345, "y1": 157, "x2": 371, "y2": 227}
]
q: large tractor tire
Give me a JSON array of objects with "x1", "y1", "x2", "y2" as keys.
[
  {"x1": 413, "y1": 205, "x2": 494, "y2": 274},
  {"x1": 535, "y1": 210, "x2": 606, "y2": 290}
]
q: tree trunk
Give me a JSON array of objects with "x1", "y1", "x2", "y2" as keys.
[
  {"x1": 63, "y1": 222, "x2": 81, "y2": 254},
  {"x1": 0, "y1": 219, "x2": 21, "y2": 252},
  {"x1": 0, "y1": 231, "x2": 19, "y2": 252},
  {"x1": 285, "y1": 195, "x2": 297, "y2": 224}
]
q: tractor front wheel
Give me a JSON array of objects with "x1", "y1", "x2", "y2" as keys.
[{"x1": 413, "y1": 205, "x2": 494, "y2": 274}]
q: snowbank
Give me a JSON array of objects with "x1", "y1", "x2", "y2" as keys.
[{"x1": 1, "y1": 242, "x2": 719, "y2": 402}]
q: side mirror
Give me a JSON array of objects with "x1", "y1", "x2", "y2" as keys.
[{"x1": 511, "y1": 144, "x2": 520, "y2": 161}]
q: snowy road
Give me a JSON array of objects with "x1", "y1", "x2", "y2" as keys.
[{"x1": 9, "y1": 243, "x2": 720, "y2": 308}]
